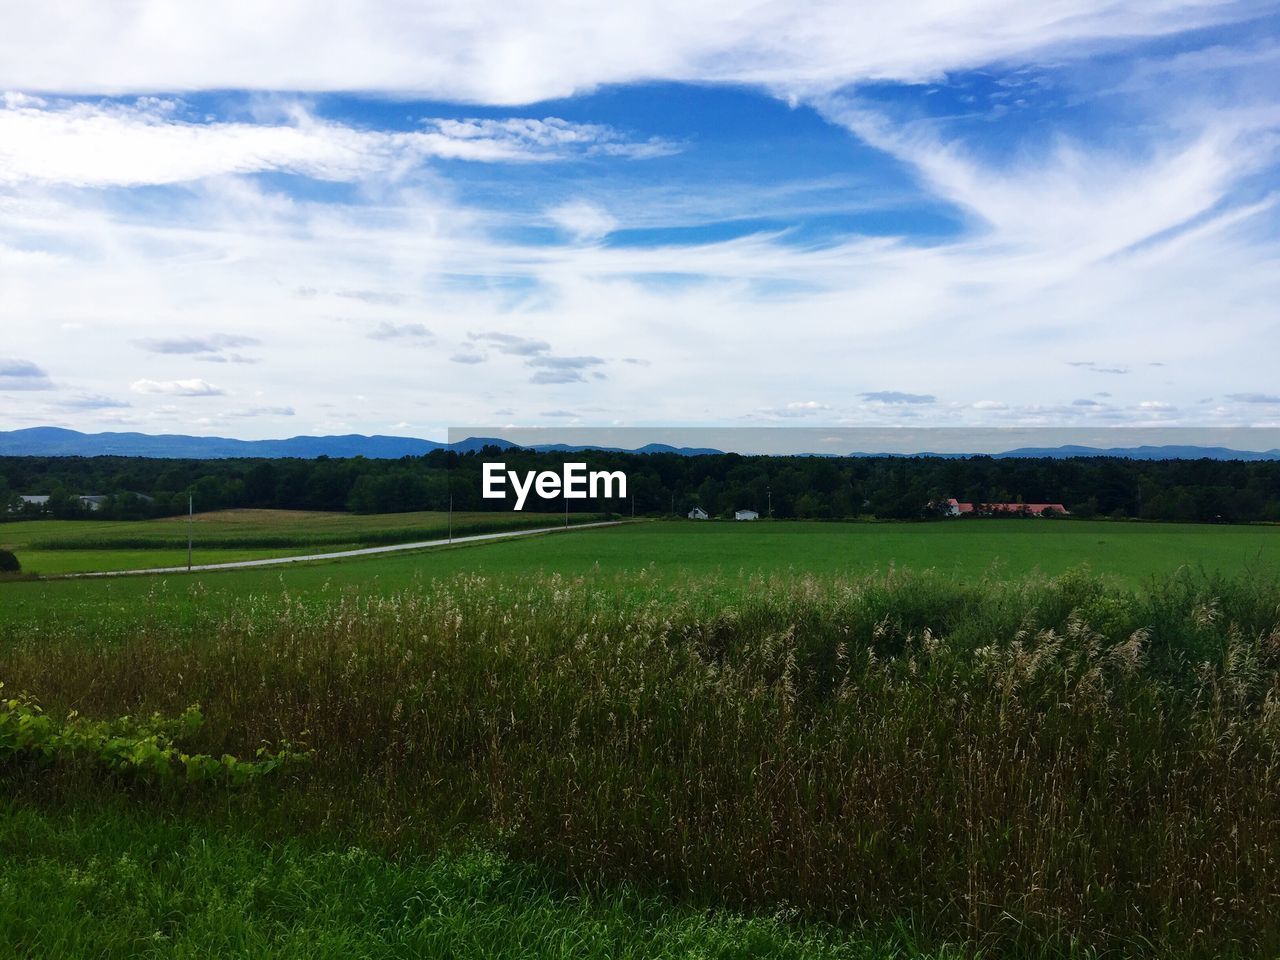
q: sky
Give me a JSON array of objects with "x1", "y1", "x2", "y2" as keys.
[{"x1": 1, "y1": 1, "x2": 1278, "y2": 441}]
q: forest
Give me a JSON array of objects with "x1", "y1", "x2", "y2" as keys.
[{"x1": 3, "y1": 448, "x2": 1280, "y2": 523}]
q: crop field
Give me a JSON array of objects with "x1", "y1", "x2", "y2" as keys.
[
  {"x1": 2, "y1": 516, "x2": 1279, "y2": 958},
  {"x1": 0, "y1": 508, "x2": 604, "y2": 575},
  {"x1": 1, "y1": 518, "x2": 1277, "y2": 624}
]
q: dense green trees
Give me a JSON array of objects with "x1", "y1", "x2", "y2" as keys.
[{"x1": 3, "y1": 449, "x2": 1280, "y2": 523}]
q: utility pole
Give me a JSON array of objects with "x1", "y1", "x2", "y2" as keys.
[
  {"x1": 670, "y1": 492, "x2": 674, "y2": 517},
  {"x1": 187, "y1": 492, "x2": 193, "y2": 572},
  {"x1": 564, "y1": 493, "x2": 569, "y2": 528},
  {"x1": 767, "y1": 486, "x2": 772, "y2": 519},
  {"x1": 448, "y1": 494, "x2": 453, "y2": 543}
]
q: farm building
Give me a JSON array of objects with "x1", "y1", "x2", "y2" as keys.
[
  {"x1": 687, "y1": 507, "x2": 709, "y2": 520},
  {"x1": 945, "y1": 498, "x2": 1068, "y2": 517},
  {"x1": 734, "y1": 509, "x2": 760, "y2": 521},
  {"x1": 11, "y1": 494, "x2": 113, "y2": 513}
]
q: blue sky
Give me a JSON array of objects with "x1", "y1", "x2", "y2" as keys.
[{"x1": 1, "y1": 2, "x2": 1278, "y2": 438}]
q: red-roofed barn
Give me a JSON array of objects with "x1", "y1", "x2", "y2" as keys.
[{"x1": 945, "y1": 498, "x2": 1068, "y2": 517}]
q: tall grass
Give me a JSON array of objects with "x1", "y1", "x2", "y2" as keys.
[{"x1": 2, "y1": 568, "x2": 1278, "y2": 957}]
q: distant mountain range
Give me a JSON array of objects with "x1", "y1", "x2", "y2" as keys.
[
  {"x1": 991, "y1": 444, "x2": 1280, "y2": 461},
  {"x1": 1, "y1": 427, "x2": 1278, "y2": 461},
  {"x1": 0, "y1": 427, "x2": 722, "y2": 459},
  {"x1": 848, "y1": 444, "x2": 1280, "y2": 462}
]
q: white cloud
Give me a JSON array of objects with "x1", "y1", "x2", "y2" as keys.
[
  {"x1": 4, "y1": 150, "x2": 1276, "y2": 432},
  {"x1": 761, "y1": 400, "x2": 832, "y2": 418},
  {"x1": 427, "y1": 118, "x2": 673, "y2": 160},
  {"x1": 0, "y1": 98, "x2": 672, "y2": 187},
  {"x1": 0, "y1": 4, "x2": 1277, "y2": 436},
  {"x1": 227, "y1": 405, "x2": 295, "y2": 417},
  {"x1": 0, "y1": 358, "x2": 54, "y2": 390},
  {"x1": 861, "y1": 391, "x2": 936, "y2": 405},
  {"x1": 0, "y1": 2, "x2": 1251, "y2": 102},
  {"x1": 368, "y1": 322, "x2": 433, "y2": 341},
  {"x1": 817, "y1": 96, "x2": 1269, "y2": 268},
  {"x1": 1226, "y1": 393, "x2": 1280, "y2": 405},
  {"x1": 548, "y1": 201, "x2": 619, "y2": 242},
  {"x1": 527, "y1": 354, "x2": 606, "y2": 384},
  {"x1": 134, "y1": 333, "x2": 259, "y2": 354},
  {"x1": 130, "y1": 378, "x2": 226, "y2": 396},
  {"x1": 468, "y1": 332, "x2": 551, "y2": 355},
  {"x1": 59, "y1": 393, "x2": 131, "y2": 409}
]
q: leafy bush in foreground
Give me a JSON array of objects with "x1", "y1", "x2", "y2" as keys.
[
  {"x1": 2, "y1": 568, "x2": 1278, "y2": 958},
  {"x1": 0, "y1": 686, "x2": 307, "y2": 785},
  {"x1": 0, "y1": 549, "x2": 18, "y2": 573}
]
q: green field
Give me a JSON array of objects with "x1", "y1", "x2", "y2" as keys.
[
  {"x1": 0, "y1": 508, "x2": 604, "y2": 575},
  {"x1": 3, "y1": 515, "x2": 1279, "y2": 958},
  {"x1": 1, "y1": 517, "x2": 1277, "y2": 622}
]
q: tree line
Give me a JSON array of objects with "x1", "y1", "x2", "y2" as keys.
[{"x1": 2, "y1": 449, "x2": 1279, "y2": 523}]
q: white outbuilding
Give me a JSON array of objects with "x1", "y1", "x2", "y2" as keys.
[
  {"x1": 734, "y1": 509, "x2": 759, "y2": 521},
  {"x1": 687, "y1": 507, "x2": 709, "y2": 520}
]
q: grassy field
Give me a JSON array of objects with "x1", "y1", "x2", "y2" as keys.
[
  {"x1": 3, "y1": 517, "x2": 1279, "y2": 958},
  {"x1": 0, "y1": 508, "x2": 605, "y2": 574},
  {"x1": 0, "y1": 800, "x2": 927, "y2": 960},
  {"x1": 4, "y1": 566, "x2": 1280, "y2": 957},
  {"x1": 1, "y1": 518, "x2": 1277, "y2": 623}
]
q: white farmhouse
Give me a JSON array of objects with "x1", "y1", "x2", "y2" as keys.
[
  {"x1": 734, "y1": 509, "x2": 759, "y2": 521},
  {"x1": 687, "y1": 507, "x2": 709, "y2": 520}
]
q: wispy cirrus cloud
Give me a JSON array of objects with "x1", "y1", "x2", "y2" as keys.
[
  {"x1": 426, "y1": 118, "x2": 673, "y2": 160},
  {"x1": 0, "y1": 96, "x2": 674, "y2": 187},
  {"x1": 0, "y1": 2, "x2": 1253, "y2": 102}
]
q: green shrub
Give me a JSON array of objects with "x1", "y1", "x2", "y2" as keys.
[
  {"x1": 0, "y1": 549, "x2": 18, "y2": 573},
  {"x1": 0, "y1": 685, "x2": 308, "y2": 785}
]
